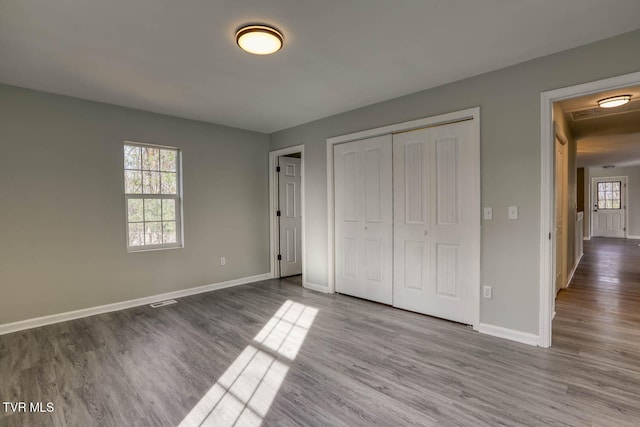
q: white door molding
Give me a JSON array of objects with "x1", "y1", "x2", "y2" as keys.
[
  {"x1": 539, "y1": 70, "x2": 640, "y2": 348},
  {"x1": 327, "y1": 107, "x2": 480, "y2": 330},
  {"x1": 269, "y1": 145, "x2": 305, "y2": 281}
]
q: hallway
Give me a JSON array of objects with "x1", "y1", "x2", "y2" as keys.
[{"x1": 553, "y1": 237, "x2": 640, "y2": 374}]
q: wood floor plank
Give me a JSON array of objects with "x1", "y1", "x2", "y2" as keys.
[{"x1": 1, "y1": 237, "x2": 640, "y2": 426}]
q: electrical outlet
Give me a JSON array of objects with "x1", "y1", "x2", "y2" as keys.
[
  {"x1": 508, "y1": 206, "x2": 518, "y2": 220},
  {"x1": 482, "y1": 285, "x2": 492, "y2": 299},
  {"x1": 220, "y1": 257, "x2": 226, "y2": 266}
]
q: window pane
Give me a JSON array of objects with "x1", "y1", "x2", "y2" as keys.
[
  {"x1": 125, "y1": 171, "x2": 142, "y2": 194},
  {"x1": 143, "y1": 171, "x2": 160, "y2": 194},
  {"x1": 606, "y1": 183, "x2": 613, "y2": 191},
  {"x1": 598, "y1": 201, "x2": 606, "y2": 209},
  {"x1": 125, "y1": 143, "x2": 181, "y2": 249},
  {"x1": 161, "y1": 172, "x2": 177, "y2": 194},
  {"x1": 129, "y1": 223, "x2": 144, "y2": 246},
  {"x1": 598, "y1": 183, "x2": 606, "y2": 192},
  {"x1": 613, "y1": 182, "x2": 620, "y2": 191},
  {"x1": 162, "y1": 199, "x2": 176, "y2": 221},
  {"x1": 613, "y1": 200, "x2": 621, "y2": 209},
  {"x1": 145, "y1": 222, "x2": 162, "y2": 245},
  {"x1": 163, "y1": 221, "x2": 177, "y2": 244},
  {"x1": 144, "y1": 199, "x2": 162, "y2": 221},
  {"x1": 613, "y1": 191, "x2": 620, "y2": 200},
  {"x1": 127, "y1": 199, "x2": 144, "y2": 222},
  {"x1": 124, "y1": 145, "x2": 141, "y2": 169},
  {"x1": 160, "y1": 149, "x2": 177, "y2": 172},
  {"x1": 605, "y1": 200, "x2": 612, "y2": 209},
  {"x1": 142, "y1": 147, "x2": 160, "y2": 171}
]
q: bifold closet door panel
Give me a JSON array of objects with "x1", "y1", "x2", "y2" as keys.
[
  {"x1": 392, "y1": 129, "x2": 432, "y2": 315},
  {"x1": 334, "y1": 135, "x2": 393, "y2": 305},
  {"x1": 427, "y1": 121, "x2": 476, "y2": 324},
  {"x1": 393, "y1": 121, "x2": 477, "y2": 324}
]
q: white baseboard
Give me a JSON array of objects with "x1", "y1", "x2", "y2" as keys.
[
  {"x1": 0, "y1": 273, "x2": 272, "y2": 336},
  {"x1": 627, "y1": 235, "x2": 640, "y2": 240},
  {"x1": 303, "y1": 281, "x2": 330, "y2": 293},
  {"x1": 583, "y1": 236, "x2": 591, "y2": 241},
  {"x1": 478, "y1": 323, "x2": 539, "y2": 346}
]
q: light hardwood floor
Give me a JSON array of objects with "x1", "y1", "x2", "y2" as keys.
[{"x1": 1, "y1": 238, "x2": 640, "y2": 426}]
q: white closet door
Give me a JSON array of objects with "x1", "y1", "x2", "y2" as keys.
[
  {"x1": 392, "y1": 129, "x2": 431, "y2": 313},
  {"x1": 393, "y1": 121, "x2": 477, "y2": 324},
  {"x1": 279, "y1": 156, "x2": 302, "y2": 277},
  {"x1": 334, "y1": 135, "x2": 393, "y2": 304}
]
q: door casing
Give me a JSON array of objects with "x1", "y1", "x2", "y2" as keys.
[{"x1": 540, "y1": 70, "x2": 640, "y2": 348}]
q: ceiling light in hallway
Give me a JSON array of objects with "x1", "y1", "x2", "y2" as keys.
[
  {"x1": 236, "y1": 25, "x2": 283, "y2": 55},
  {"x1": 598, "y1": 95, "x2": 631, "y2": 108}
]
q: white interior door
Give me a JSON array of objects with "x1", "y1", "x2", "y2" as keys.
[
  {"x1": 278, "y1": 156, "x2": 302, "y2": 277},
  {"x1": 393, "y1": 120, "x2": 478, "y2": 324},
  {"x1": 592, "y1": 177, "x2": 626, "y2": 238},
  {"x1": 334, "y1": 135, "x2": 393, "y2": 305},
  {"x1": 554, "y1": 138, "x2": 566, "y2": 293}
]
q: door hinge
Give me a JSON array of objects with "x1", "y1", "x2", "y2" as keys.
[
  {"x1": 277, "y1": 254, "x2": 282, "y2": 260},
  {"x1": 277, "y1": 210, "x2": 281, "y2": 217},
  {"x1": 276, "y1": 166, "x2": 281, "y2": 172}
]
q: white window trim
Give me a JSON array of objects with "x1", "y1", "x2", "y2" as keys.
[{"x1": 124, "y1": 141, "x2": 184, "y2": 252}]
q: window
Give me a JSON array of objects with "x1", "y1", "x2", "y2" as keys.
[
  {"x1": 597, "y1": 181, "x2": 621, "y2": 210},
  {"x1": 124, "y1": 142, "x2": 182, "y2": 250}
]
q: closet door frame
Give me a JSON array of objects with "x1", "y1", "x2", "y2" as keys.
[{"x1": 327, "y1": 107, "x2": 481, "y2": 330}]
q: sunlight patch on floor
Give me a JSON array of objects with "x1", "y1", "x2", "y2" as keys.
[
  {"x1": 254, "y1": 299, "x2": 318, "y2": 360},
  {"x1": 179, "y1": 300, "x2": 318, "y2": 427}
]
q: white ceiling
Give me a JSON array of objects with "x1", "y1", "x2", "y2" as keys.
[
  {"x1": 2, "y1": 1, "x2": 640, "y2": 133},
  {"x1": 558, "y1": 85, "x2": 640, "y2": 168},
  {"x1": 576, "y1": 133, "x2": 640, "y2": 168}
]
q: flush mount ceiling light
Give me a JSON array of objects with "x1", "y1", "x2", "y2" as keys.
[
  {"x1": 597, "y1": 95, "x2": 631, "y2": 109},
  {"x1": 236, "y1": 25, "x2": 283, "y2": 55}
]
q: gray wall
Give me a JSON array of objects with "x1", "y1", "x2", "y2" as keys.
[
  {"x1": 588, "y1": 165, "x2": 640, "y2": 237},
  {"x1": 269, "y1": 30, "x2": 640, "y2": 335},
  {"x1": 0, "y1": 84, "x2": 270, "y2": 325}
]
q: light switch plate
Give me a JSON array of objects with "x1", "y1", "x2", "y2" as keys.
[
  {"x1": 508, "y1": 206, "x2": 518, "y2": 220},
  {"x1": 483, "y1": 207, "x2": 493, "y2": 220}
]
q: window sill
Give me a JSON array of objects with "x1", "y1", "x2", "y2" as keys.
[{"x1": 127, "y1": 245, "x2": 184, "y2": 253}]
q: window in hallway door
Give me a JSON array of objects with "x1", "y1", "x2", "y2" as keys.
[{"x1": 597, "y1": 181, "x2": 621, "y2": 209}]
